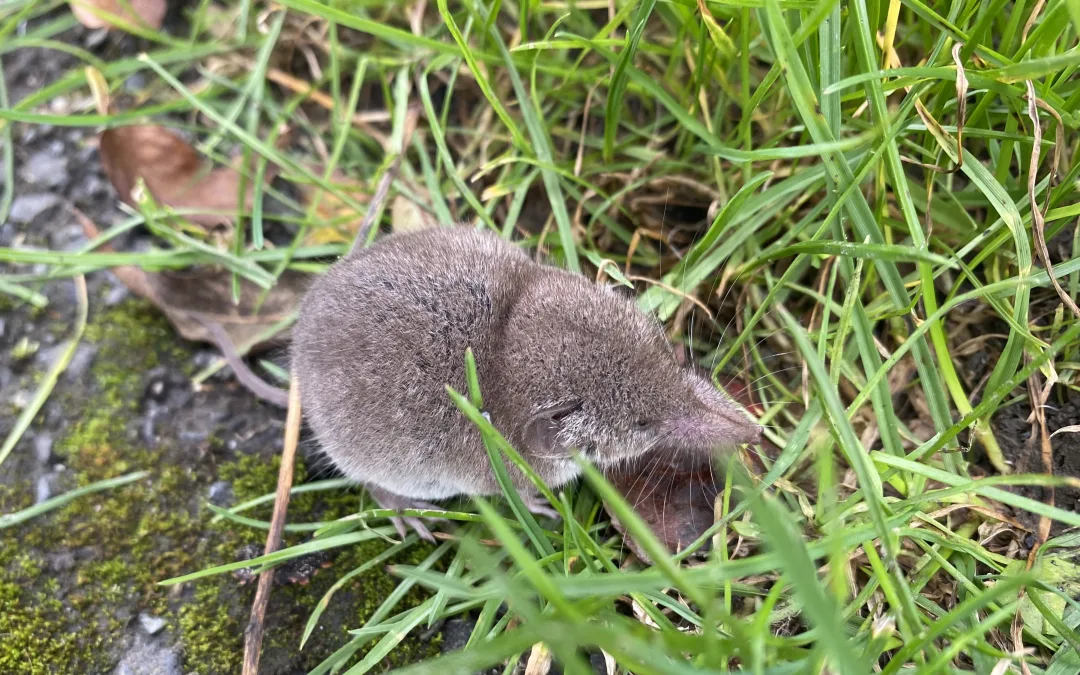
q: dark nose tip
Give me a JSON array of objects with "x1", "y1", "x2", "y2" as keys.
[{"x1": 717, "y1": 405, "x2": 762, "y2": 446}]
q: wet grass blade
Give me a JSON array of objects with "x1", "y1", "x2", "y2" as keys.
[{"x1": 0, "y1": 470, "x2": 148, "y2": 529}]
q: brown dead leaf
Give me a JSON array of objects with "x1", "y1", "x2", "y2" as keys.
[
  {"x1": 298, "y1": 170, "x2": 371, "y2": 245},
  {"x1": 390, "y1": 193, "x2": 435, "y2": 233},
  {"x1": 99, "y1": 125, "x2": 275, "y2": 231},
  {"x1": 76, "y1": 211, "x2": 310, "y2": 354},
  {"x1": 69, "y1": 0, "x2": 165, "y2": 30},
  {"x1": 111, "y1": 265, "x2": 310, "y2": 351}
]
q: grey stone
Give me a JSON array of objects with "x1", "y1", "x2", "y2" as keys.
[
  {"x1": 34, "y1": 342, "x2": 96, "y2": 381},
  {"x1": 35, "y1": 474, "x2": 52, "y2": 503},
  {"x1": 34, "y1": 432, "x2": 53, "y2": 464},
  {"x1": 10, "y1": 389, "x2": 31, "y2": 410},
  {"x1": 137, "y1": 613, "x2": 167, "y2": 636},
  {"x1": 20, "y1": 151, "x2": 69, "y2": 188},
  {"x1": 191, "y1": 350, "x2": 221, "y2": 370},
  {"x1": 141, "y1": 415, "x2": 157, "y2": 448},
  {"x1": 9, "y1": 192, "x2": 60, "y2": 223},
  {"x1": 207, "y1": 480, "x2": 233, "y2": 507},
  {"x1": 84, "y1": 27, "x2": 109, "y2": 48},
  {"x1": 124, "y1": 72, "x2": 147, "y2": 92},
  {"x1": 112, "y1": 634, "x2": 182, "y2": 675},
  {"x1": 51, "y1": 223, "x2": 87, "y2": 252},
  {"x1": 47, "y1": 551, "x2": 75, "y2": 572},
  {"x1": 64, "y1": 342, "x2": 97, "y2": 381},
  {"x1": 34, "y1": 342, "x2": 64, "y2": 368},
  {"x1": 105, "y1": 283, "x2": 130, "y2": 306}
]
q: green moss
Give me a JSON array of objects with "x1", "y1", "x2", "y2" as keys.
[
  {"x1": 1, "y1": 299, "x2": 444, "y2": 674},
  {"x1": 177, "y1": 584, "x2": 244, "y2": 673},
  {"x1": 0, "y1": 301, "x2": 200, "y2": 674},
  {"x1": 0, "y1": 580, "x2": 106, "y2": 675}
]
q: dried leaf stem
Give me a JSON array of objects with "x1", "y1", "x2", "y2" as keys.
[{"x1": 242, "y1": 375, "x2": 302, "y2": 675}]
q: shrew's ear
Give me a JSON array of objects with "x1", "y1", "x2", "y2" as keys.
[{"x1": 524, "y1": 400, "x2": 582, "y2": 455}]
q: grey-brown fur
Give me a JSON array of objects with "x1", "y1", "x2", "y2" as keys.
[{"x1": 291, "y1": 226, "x2": 760, "y2": 537}]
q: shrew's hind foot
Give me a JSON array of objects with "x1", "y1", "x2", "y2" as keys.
[
  {"x1": 366, "y1": 484, "x2": 447, "y2": 543},
  {"x1": 522, "y1": 493, "x2": 561, "y2": 520}
]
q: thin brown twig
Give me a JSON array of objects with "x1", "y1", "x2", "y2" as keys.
[
  {"x1": 241, "y1": 375, "x2": 302, "y2": 675},
  {"x1": 574, "y1": 83, "x2": 600, "y2": 178},
  {"x1": 262, "y1": 67, "x2": 391, "y2": 147},
  {"x1": 1024, "y1": 80, "x2": 1080, "y2": 319}
]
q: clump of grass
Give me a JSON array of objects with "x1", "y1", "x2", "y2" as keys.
[{"x1": 3, "y1": 0, "x2": 1080, "y2": 673}]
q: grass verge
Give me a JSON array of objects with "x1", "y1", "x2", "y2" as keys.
[{"x1": 2, "y1": 0, "x2": 1080, "y2": 673}]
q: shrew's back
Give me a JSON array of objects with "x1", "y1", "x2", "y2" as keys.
[{"x1": 292, "y1": 227, "x2": 531, "y2": 496}]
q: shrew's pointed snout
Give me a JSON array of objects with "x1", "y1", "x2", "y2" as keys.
[
  {"x1": 664, "y1": 402, "x2": 762, "y2": 454},
  {"x1": 675, "y1": 371, "x2": 762, "y2": 450},
  {"x1": 713, "y1": 403, "x2": 762, "y2": 446}
]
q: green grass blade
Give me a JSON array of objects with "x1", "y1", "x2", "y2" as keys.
[{"x1": 603, "y1": 0, "x2": 657, "y2": 162}]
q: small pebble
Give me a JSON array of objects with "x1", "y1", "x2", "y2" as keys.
[
  {"x1": 35, "y1": 475, "x2": 52, "y2": 504},
  {"x1": 47, "y1": 96, "x2": 69, "y2": 113},
  {"x1": 141, "y1": 415, "x2": 157, "y2": 448},
  {"x1": 34, "y1": 433, "x2": 53, "y2": 464},
  {"x1": 47, "y1": 551, "x2": 75, "y2": 572},
  {"x1": 84, "y1": 27, "x2": 109, "y2": 48},
  {"x1": 52, "y1": 224, "x2": 88, "y2": 252},
  {"x1": 138, "y1": 612, "x2": 167, "y2": 636},
  {"x1": 63, "y1": 343, "x2": 97, "y2": 381},
  {"x1": 111, "y1": 636, "x2": 182, "y2": 675},
  {"x1": 20, "y1": 151, "x2": 69, "y2": 188},
  {"x1": 207, "y1": 480, "x2": 233, "y2": 507},
  {"x1": 34, "y1": 343, "x2": 64, "y2": 369},
  {"x1": 191, "y1": 350, "x2": 221, "y2": 370},
  {"x1": 146, "y1": 379, "x2": 167, "y2": 402},
  {"x1": 123, "y1": 72, "x2": 147, "y2": 92},
  {"x1": 104, "y1": 284, "x2": 130, "y2": 306},
  {"x1": 10, "y1": 390, "x2": 31, "y2": 410},
  {"x1": 9, "y1": 192, "x2": 60, "y2": 223}
]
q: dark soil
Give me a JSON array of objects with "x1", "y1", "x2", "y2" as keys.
[{"x1": 993, "y1": 392, "x2": 1080, "y2": 535}]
